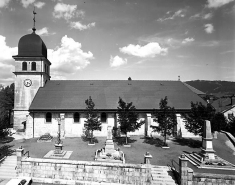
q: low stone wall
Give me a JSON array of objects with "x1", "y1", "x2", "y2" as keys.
[
  {"x1": 221, "y1": 130, "x2": 235, "y2": 146},
  {"x1": 179, "y1": 155, "x2": 235, "y2": 185},
  {"x1": 193, "y1": 172, "x2": 235, "y2": 184},
  {"x1": 17, "y1": 157, "x2": 151, "y2": 185}
]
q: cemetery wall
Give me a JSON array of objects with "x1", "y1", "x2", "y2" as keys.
[
  {"x1": 179, "y1": 155, "x2": 235, "y2": 185},
  {"x1": 17, "y1": 157, "x2": 152, "y2": 185}
]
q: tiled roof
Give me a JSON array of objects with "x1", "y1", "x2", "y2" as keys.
[
  {"x1": 29, "y1": 80, "x2": 206, "y2": 111},
  {"x1": 183, "y1": 83, "x2": 206, "y2": 95},
  {"x1": 212, "y1": 98, "x2": 235, "y2": 113}
]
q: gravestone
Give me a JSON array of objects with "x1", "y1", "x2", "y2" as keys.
[{"x1": 104, "y1": 126, "x2": 115, "y2": 154}]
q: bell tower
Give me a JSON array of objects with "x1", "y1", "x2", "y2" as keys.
[{"x1": 12, "y1": 9, "x2": 51, "y2": 130}]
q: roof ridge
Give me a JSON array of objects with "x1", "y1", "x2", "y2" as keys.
[{"x1": 49, "y1": 80, "x2": 180, "y2": 82}]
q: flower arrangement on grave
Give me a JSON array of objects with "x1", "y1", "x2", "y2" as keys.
[
  {"x1": 106, "y1": 153, "x2": 112, "y2": 158},
  {"x1": 39, "y1": 133, "x2": 53, "y2": 141}
]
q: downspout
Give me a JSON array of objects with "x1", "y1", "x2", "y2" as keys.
[
  {"x1": 41, "y1": 59, "x2": 42, "y2": 87},
  {"x1": 33, "y1": 112, "x2": 34, "y2": 138}
]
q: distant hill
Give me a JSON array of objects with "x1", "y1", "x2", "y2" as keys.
[{"x1": 184, "y1": 80, "x2": 235, "y2": 97}]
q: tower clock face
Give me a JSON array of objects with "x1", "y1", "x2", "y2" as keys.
[{"x1": 24, "y1": 79, "x2": 32, "y2": 87}]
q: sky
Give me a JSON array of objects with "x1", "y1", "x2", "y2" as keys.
[{"x1": 0, "y1": 0, "x2": 235, "y2": 86}]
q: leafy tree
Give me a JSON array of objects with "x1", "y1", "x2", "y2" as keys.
[
  {"x1": 117, "y1": 97, "x2": 144, "y2": 145},
  {"x1": 0, "y1": 83, "x2": 14, "y2": 138},
  {"x1": 211, "y1": 112, "x2": 227, "y2": 133},
  {"x1": 151, "y1": 96, "x2": 177, "y2": 146},
  {"x1": 84, "y1": 96, "x2": 102, "y2": 144},
  {"x1": 182, "y1": 102, "x2": 215, "y2": 136}
]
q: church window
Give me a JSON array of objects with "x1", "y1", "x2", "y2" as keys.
[
  {"x1": 31, "y1": 62, "x2": 36, "y2": 71},
  {"x1": 101, "y1": 112, "x2": 107, "y2": 123},
  {"x1": 22, "y1": 62, "x2": 27, "y2": 71},
  {"x1": 74, "y1": 112, "x2": 80, "y2": 123},
  {"x1": 46, "y1": 112, "x2": 52, "y2": 123}
]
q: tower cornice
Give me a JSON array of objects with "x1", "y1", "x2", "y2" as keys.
[
  {"x1": 12, "y1": 56, "x2": 51, "y2": 65},
  {"x1": 13, "y1": 71, "x2": 51, "y2": 79}
]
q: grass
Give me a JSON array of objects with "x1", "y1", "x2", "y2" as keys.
[
  {"x1": 0, "y1": 135, "x2": 202, "y2": 166},
  {"x1": 1, "y1": 132, "x2": 234, "y2": 169}
]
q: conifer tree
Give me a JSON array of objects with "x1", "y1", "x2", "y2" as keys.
[
  {"x1": 0, "y1": 83, "x2": 14, "y2": 138},
  {"x1": 151, "y1": 96, "x2": 177, "y2": 146},
  {"x1": 117, "y1": 97, "x2": 144, "y2": 145},
  {"x1": 84, "y1": 96, "x2": 102, "y2": 144}
]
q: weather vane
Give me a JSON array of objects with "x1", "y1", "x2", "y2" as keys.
[{"x1": 32, "y1": 6, "x2": 36, "y2": 33}]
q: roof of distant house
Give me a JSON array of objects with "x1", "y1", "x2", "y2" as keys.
[
  {"x1": 212, "y1": 97, "x2": 235, "y2": 113},
  {"x1": 29, "y1": 80, "x2": 206, "y2": 111}
]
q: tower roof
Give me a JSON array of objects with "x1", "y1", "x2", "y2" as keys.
[{"x1": 15, "y1": 32, "x2": 47, "y2": 58}]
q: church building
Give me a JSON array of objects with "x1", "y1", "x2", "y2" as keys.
[{"x1": 12, "y1": 26, "x2": 206, "y2": 139}]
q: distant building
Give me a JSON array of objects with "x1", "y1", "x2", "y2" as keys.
[
  {"x1": 222, "y1": 105, "x2": 235, "y2": 120},
  {"x1": 12, "y1": 28, "x2": 206, "y2": 139}
]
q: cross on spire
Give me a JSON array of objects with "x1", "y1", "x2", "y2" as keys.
[{"x1": 32, "y1": 6, "x2": 36, "y2": 33}]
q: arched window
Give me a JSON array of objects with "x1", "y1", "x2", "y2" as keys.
[
  {"x1": 101, "y1": 112, "x2": 107, "y2": 123},
  {"x1": 46, "y1": 112, "x2": 52, "y2": 123},
  {"x1": 74, "y1": 112, "x2": 80, "y2": 123},
  {"x1": 31, "y1": 62, "x2": 36, "y2": 71},
  {"x1": 22, "y1": 62, "x2": 27, "y2": 71}
]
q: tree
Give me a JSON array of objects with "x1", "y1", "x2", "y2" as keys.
[
  {"x1": 182, "y1": 102, "x2": 215, "y2": 136},
  {"x1": 227, "y1": 116, "x2": 235, "y2": 136},
  {"x1": 0, "y1": 83, "x2": 14, "y2": 138},
  {"x1": 117, "y1": 97, "x2": 144, "y2": 145},
  {"x1": 151, "y1": 96, "x2": 177, "y2": 146},
  {"x1": 84, "y1": 96, "x2": 102, "y2": 144},
  {"x1": 211, "y1": 112, "x2": 227, "y2": 133}
]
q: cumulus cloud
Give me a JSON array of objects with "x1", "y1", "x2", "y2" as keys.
[
  {"x1": 158, "y1": 9, "x2": 185, "y2": 22},
  {"x1": 182, "y1": 37, "x2": 195, "y2": 44},
  {"x1": 0, "y1": 0, "x2": 11, "y2": 8},
  {"x1": 34, "y1": 1, "x2": 45, "y2": 9},
  {"x1": 204, "y1": 24, "x2": 214, "y2": 33},
  {"x1": 0, "y1": 35, "x2": 17, "y2": 85},
  {"x1": 120, "y1": 43, "x2": 168, "y2": 58},
  {"x1": 70, "y1": 21, "x2": 95, "y2": 30},
  {"x1": 48, "y1": 35, "x2": 94, "y2": 79},
  {"x1": 110, "y1": 56, "x2": 127, "y2": 67},
  {"x1": 0, "y1": 35, "x2": 17, "y2": 62},
  {"x1": 53, "y1": 3, "x2": 77, "y2": 21},
  {"x1": 21, "y1": 0, "x2": 36, "y2": 8},
  {"x1": 36, "y1": 27, "x2": 56, "y2": 36},
  {"x1": 207, "y1": 0, "x2": 234, "y2": 8}
]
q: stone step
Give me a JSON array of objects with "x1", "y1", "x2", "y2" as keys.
[
  {"x1": 0, "y1": 179, "x2": 10, "y2": 185},
  {"x1": 185, "y1": 154, "x2": 200, "y2": 166},
  {"x1": 0, "y1": 155, "x2": 17, "y2": 179},
  {"x1": 151, "y1": 166, "x2": 178, "y2": 185},
  {"x1": 152, "y1": 176, "x2": 175, "y2": 181},
  {"x1": 151, "y1": 181, "x2": 177, "y2": 185}
]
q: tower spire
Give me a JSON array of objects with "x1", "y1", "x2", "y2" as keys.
[{"x1": 32, "y1": 6, "x2": 36, "y2": 33}]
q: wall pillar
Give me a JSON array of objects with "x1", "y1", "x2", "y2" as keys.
[
  {"x1": 16, "y1": 146, "x2": 24, "y2": 177},
  {"x1": 176, "y1": 114, "x2": 182, "y2": 138},
  {"x1": 179, "y1": 154, "x2": 189, "y2": 185},
  {"x1": 145, "y1": 113, "x2": 151, "y2": 137}
]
